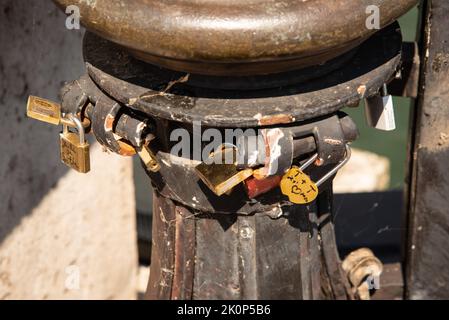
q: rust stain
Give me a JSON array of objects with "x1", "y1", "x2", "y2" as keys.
[
  {"x1": 104, "y1": 114, "x2": 115, "y2": 131},
  {"x1": 258, "y1": 114, "x2": 294, "y2": 126},
  {"x1": 117, "y1": 140, "x2": 137, "y2": 156}
]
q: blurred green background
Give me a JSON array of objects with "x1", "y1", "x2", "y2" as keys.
[{"x1": 343, "y1": 7, "x2": 419, "y2": 189}]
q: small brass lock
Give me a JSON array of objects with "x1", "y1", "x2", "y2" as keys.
[
  {"x1": 60, "y1": 114, "x2": 90, "y2": 173},
  {"x1": 195, "y1": 147, "x2": 253, "y2": 197},
  {"x1": 137, "y1": 144, "x2": 161, "y2": 173},
  {"x1": 27, "y1": 95, "x2": 91, "y2": 130},
  {"x1": 27, "y1": 96, "x2": 61, "y2": 125}
]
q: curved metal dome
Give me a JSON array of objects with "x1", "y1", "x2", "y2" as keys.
[{"x1": 53, "y1": 0, "x2": 418, "y2": 75}]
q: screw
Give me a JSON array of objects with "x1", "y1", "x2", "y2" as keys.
[{"x1": 240, "y1": 226, "x2": 254, "y2": 239}]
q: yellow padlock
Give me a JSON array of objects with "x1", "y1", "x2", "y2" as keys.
[
  {"x1": 281, "y1": 145, "x2": 351, "y2": 205},
  {"x1": 280, "y1": 167, "x2": 319, "y2": 205}
]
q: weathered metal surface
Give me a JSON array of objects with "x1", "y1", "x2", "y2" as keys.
[
  {"x1": 54, "y1": 0, "x2": 417, "y2": 75},
  {"x1": 372, "y1": 263, "x2": 404, "y2": 300},
  {"x1": 142, "y1": 114, "x2": 357, "y2": 215},
  {"x1": 287, "y1": 114, "x2": 354, "y2": 166},
  {"x1": 148, "y1": 150, "x2": 291, "y2": 215},
  {"x1": 147, "y1": 190, "x2": 349, "y2": 299},
  {"x1": 388, "y1": 42, "x2": 421, "y2": 98},
  {"x1": 143, "y1": 141, "x2": 353, "y2": 299},
  {"x1": 145, "y1": 191, "x2": 176, "y2": 300},
  {"x1": 172, "y1": 205, "x2": 196, "y2": 300},
  {"x1": 193, "y1": 213, "x2": 242, "y2": 299},
  {"x1": 114, "y1": 110, "x2": 152, "y2": 148},
  {"x1": 90, "y1": 95, "x2": 123, "y2": 154},
  {"x1": 405, "y1": 0, "x2": 449, "y2": 300},
  {"x1": 318, "y1": 189, "x2": 354, "y2": 300},
  {"x1": 135, "y1": 112, "x2": 356, "y2": 300},
  {"x1": 83, "y1": 23, "x2": 402, "y2": 127},
  {"x1": 60, "y1": 74, "x2": 153, "y2": 155}
]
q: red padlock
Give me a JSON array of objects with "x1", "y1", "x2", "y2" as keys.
[{"x1": 244, "y1": 175, "x2": 282, "y2": 199}]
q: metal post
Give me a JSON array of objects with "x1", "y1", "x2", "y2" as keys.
[
  {"x1": 405, "y1": 0, "x2": 449, "y2": 300},
  {"x1": 144, "y1": 165, "x2": 351, "y2": 300}
]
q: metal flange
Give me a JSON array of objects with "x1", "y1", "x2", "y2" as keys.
[
  {"x1": 84, "y1": 23, "x2": 403, "y2": 127},
  {"x1": 54, "y1": 0, "x2": 417, "y2": 76}
]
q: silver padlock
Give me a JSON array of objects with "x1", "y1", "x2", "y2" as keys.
[{"x1": 364, "y1": 84, "x2": 396, "y2": 131}]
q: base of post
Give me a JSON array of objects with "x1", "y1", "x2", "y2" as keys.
[{"x1": 145, "y1": 188, "x2": 353, "y2": 300}]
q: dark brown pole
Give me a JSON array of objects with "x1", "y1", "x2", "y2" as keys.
[
  {"x1": 405, "y1": 0, "x2": 449, "y2": 299},
  {"x1": 145, "y1": 188, "x2": 352, "y2": 300}
]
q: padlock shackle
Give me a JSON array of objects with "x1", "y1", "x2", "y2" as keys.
[
  {"x1": 300, "y1": 153, "x2": 318, "y2": 171},
  {"x1": 66, "y1": 114, "x2": 86, "y2": 145},
  {"x1": 316, "y1": 145, "x2": 351, "y2": 187},
  {"x1": 299, "y1": 144, "x2": 352, "y2": 188},
  {"x1": 60, "y1": 116, "x2": 90, "y2": 130}
]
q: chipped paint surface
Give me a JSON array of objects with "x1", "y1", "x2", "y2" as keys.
[
  {"x1": 258, "y1": 114, "x2": 294, "y2": 126},
  {"x1": 104, "y1": 114, "x2": 115, "y2": 131},
  {"x1": 254, "y1": 128, "x2": 285, "y2": 178},
  {"x1": 324, "y1": 138, "x2": 343, "y2": 146},
  {"x1": 357, "y1": 84, "x2": 367, "y2": 97}
]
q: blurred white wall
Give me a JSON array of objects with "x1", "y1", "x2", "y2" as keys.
[{"x1": 0, "y1": 0, "x2": 138, "y2": 299}]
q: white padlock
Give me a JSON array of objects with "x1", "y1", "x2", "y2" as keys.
[{"x1": 364, "y1": 84, "x2": 396, "y2": 131}]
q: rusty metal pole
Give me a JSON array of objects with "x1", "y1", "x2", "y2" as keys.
[
  {"x1": 145, "y1": 186, "x2": 350, "y2": 300},
  {"x1": 405, "y1": 0, "x2": 449, "y2": 300}
]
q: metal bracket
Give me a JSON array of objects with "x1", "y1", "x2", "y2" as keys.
[
  {"x1": 388, "y1": 42, "x2": 421, "y2": 99},
  {"x1": 60, "y1": 74, "x2": 155, "y2": 156},
  {"x1": 235, "y1": 113, "x2": 358, "y2": 180}
]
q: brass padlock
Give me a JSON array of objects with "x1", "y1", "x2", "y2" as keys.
[
  {"x1": 195, "y1": 147, "x2": 253, "y2": 197},
  {"x1": 27, "y1": 95, "x2": 91, "y2": 130},
  {"x1": 27, "y1": 96, "x2": 61, "y2": 125},
  {"x1": 60, "y1": 114, "x2": 90, "y2": 173},
  {"x1": 137, "y1": 144, "x2": 161, "y2": 173}
]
